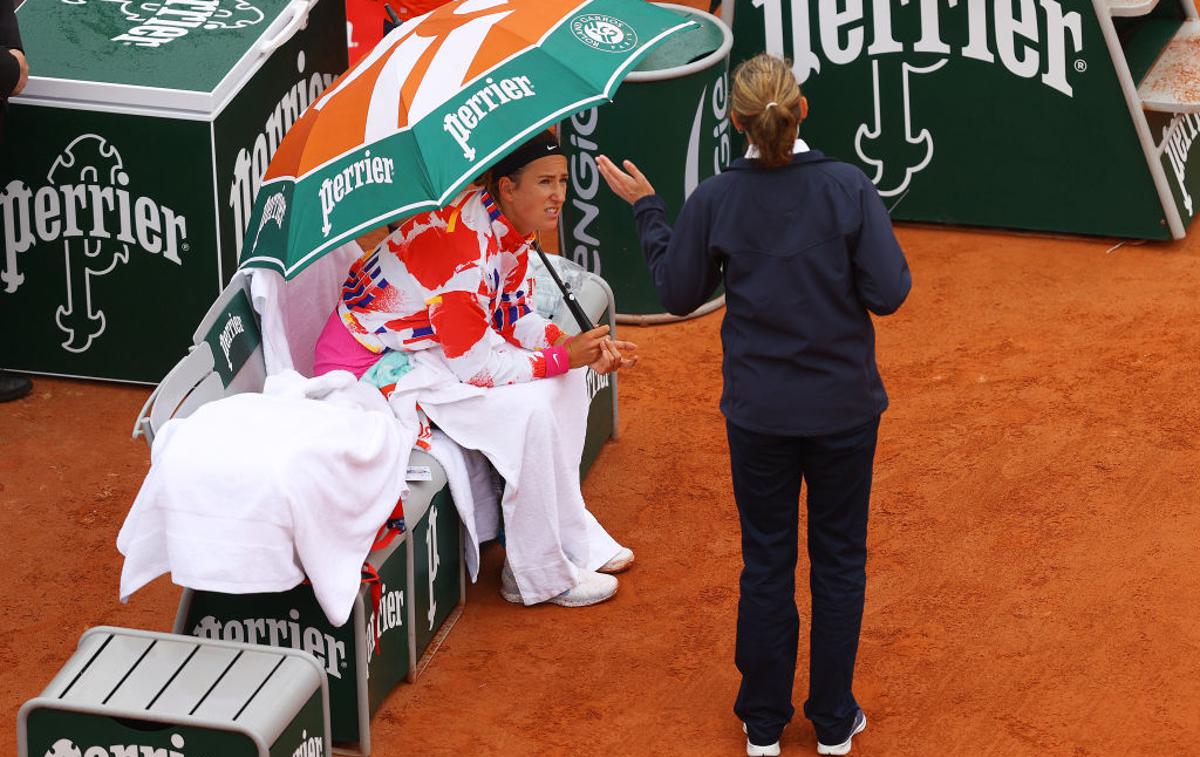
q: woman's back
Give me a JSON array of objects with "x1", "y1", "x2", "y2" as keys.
[{"x1": 649, "y1": 146, "x2": 909, "y2": 437}]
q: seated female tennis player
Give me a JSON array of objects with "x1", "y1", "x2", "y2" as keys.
[{"x1": 312, "y1": 130, "x2": 638, "y2": 608}]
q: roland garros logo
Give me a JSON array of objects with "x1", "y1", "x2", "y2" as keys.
[
  {"x1": 0, "y1": 134, "x2": 188, "y2": 353},
  {"x1": 58, "y1": 0, "x2": 266, "y2": 48},
  {"x1": 747, "y1": 0, "x2": 1086, "y2": 198},
  {"x1": 570, "y1": 14, "x2": 638, "y2": 53}
]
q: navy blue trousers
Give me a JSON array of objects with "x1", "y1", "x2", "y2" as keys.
[{"x1": 727, "y1": 417, "x2": 878, "y2": 747}]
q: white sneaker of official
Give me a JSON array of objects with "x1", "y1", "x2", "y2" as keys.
[
  {"x1": 743, "y1": 723, "x2": 781, "y2": 757},
  {"x1": 817, "y1": 711, "x2": 867, "y2": 756}
]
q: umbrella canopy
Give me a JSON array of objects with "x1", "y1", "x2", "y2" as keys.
[{"x1": 239, "y1": 0, "x2": 696, "y2": 279}]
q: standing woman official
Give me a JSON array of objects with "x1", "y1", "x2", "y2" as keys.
[{"x1": 597, "y1": 54, "x2": 910, "y2": 756}]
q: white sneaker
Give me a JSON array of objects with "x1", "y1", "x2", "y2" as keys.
[
  {"x1": 743, "y1": 723, "x2": 780, "y2": 757},
  {"x1": 598, "y1": 547, "x2": 635, "y2": 573},
  {"x1": 500, "y1": 564, "x2": 618, "y2": 607},
  {"x1": 549, "y1": 570, "x2": 618, "y2": 606},
  {"x1": 817, "y1": 710, "x2": 867, "y2": 756},
  {"x1": 746, "y1": 741, "x2": 780, "y2": 757}
]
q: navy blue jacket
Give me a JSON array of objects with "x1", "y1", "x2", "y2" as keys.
[{"x1": 632, "y1": 148, "x2": 911, "y2": 436}]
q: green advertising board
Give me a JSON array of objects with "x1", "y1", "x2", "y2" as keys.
[
  {"x1": 410, "y1": 490, "x2": 463, "y2": 670},
  {"x1": 1, "y1": 0, "x2": 347, "y2": 383},
  {"x1": 560, "y1": 4, "x2": 733, "y2": 320},
  {"x1": 719, "y1": 0, "x2": 1200, "y2": 240},
  {"x1": 582, "y1": 364, "x2": 615, "y2": 475}
]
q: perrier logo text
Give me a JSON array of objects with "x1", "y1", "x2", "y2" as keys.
[
  {"x1": 99, "y1": 0, "x2": 267, "y2": 49},
  {"x1": 112, "y1": 0, "x2": 221, "y2": 47},
  {"x1": 758, "y1": 0, "x2": 1084, "y2": 96},
  {"x1": 0, "y1": 134, "x2": 188, "y2": 353},
  {"x1": 746, "y1": 0, "x2": 1088, "y2": 198}
]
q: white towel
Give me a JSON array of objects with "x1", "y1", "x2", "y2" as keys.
[
  {"x1": 390, "y1": 350, "x2": 624, "y2": 604},
  {"x1": 117, "y1": 370, "x2": 413, "y2": 627},
  {"x1": 250, "y1": 241, "x2": 363, "y2": 376},
  {"x1": 425, "y1": 430, "x2": 503, "y2": 581}
]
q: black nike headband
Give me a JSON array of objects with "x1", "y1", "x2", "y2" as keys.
[{"x1": 491, "y1": 134, "x2": 564, "y2": 180}]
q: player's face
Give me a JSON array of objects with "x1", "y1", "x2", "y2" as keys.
[{"x1": 500, "y1": 155, "x2": 569, "y2": 236}]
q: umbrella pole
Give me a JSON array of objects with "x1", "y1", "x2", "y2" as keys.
[{"x1": 533, "y1": 243, "x2": 595, "y2": 334}]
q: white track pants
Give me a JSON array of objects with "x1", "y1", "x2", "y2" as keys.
[{"x1": 418, "y1": 366, "x2": 624, "y2": 604}]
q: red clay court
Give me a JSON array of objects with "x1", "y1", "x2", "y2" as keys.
[{"x1": 4, "y1": 221, "x2": 1200, "y2": 755}]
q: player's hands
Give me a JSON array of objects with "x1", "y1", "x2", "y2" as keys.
[
  {"x1": 587, "y1": 336, "x2": 639, "y2": 375},
  {"x1": 596, "y1": 155, "x2": 655, "y2": 205},
  {"x1": 563, "y1": 325, "x2": 639, "y2": 374},
  {"x1": 566, "y1": 325, "x2": 611, "y2": 369}
]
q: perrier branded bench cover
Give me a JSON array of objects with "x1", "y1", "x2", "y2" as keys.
[{"x1": 1, "y1": 0, "x2": 346, "y2": 382}]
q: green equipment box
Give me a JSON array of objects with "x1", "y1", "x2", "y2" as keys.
[
  {"x1": 173, "y1": 455, "x2": 465, "y2": 757},
  {"x1": 1, "y1": 0, "x2": 347, "y2": 382},
  {"x1": 720, "y1": 0, "x2": 1200, "y2": 240},
  {"x1": 18, "y1": 626, "x2": 331, "y2": 757}
]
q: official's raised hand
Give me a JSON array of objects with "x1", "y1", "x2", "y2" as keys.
[{"x1": 597, "y1": 155, "x2": 656, "y2": 205}]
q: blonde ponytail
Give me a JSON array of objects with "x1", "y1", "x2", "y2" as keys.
[{"x1": 731, "y1": 54, "x2": 804, "y2": 169}]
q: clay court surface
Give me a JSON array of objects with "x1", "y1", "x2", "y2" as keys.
[{"x1": 4, "y1": 222, "x2": 1200, "y2": 755}]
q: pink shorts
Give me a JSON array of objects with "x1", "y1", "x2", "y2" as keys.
[{"x1": 312, "y1": 310, "x2": 384, "y2": 379}]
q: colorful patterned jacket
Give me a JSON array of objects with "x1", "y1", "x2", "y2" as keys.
[{"x1": 336, "y1": 188, "x2": 565, "y2": 387}]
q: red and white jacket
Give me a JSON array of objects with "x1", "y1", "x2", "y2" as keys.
[{"x1": 336, "y1": 188, "x2": 566, "y2": 387}]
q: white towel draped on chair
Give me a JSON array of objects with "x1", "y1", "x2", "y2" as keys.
[{"x1": 118, "y1": 370, "x2": 411, "y2": 627}]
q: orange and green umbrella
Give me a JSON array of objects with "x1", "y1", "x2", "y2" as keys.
[{"x1": 239, "y1": 0, "x2": 695, "y2": 279}]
